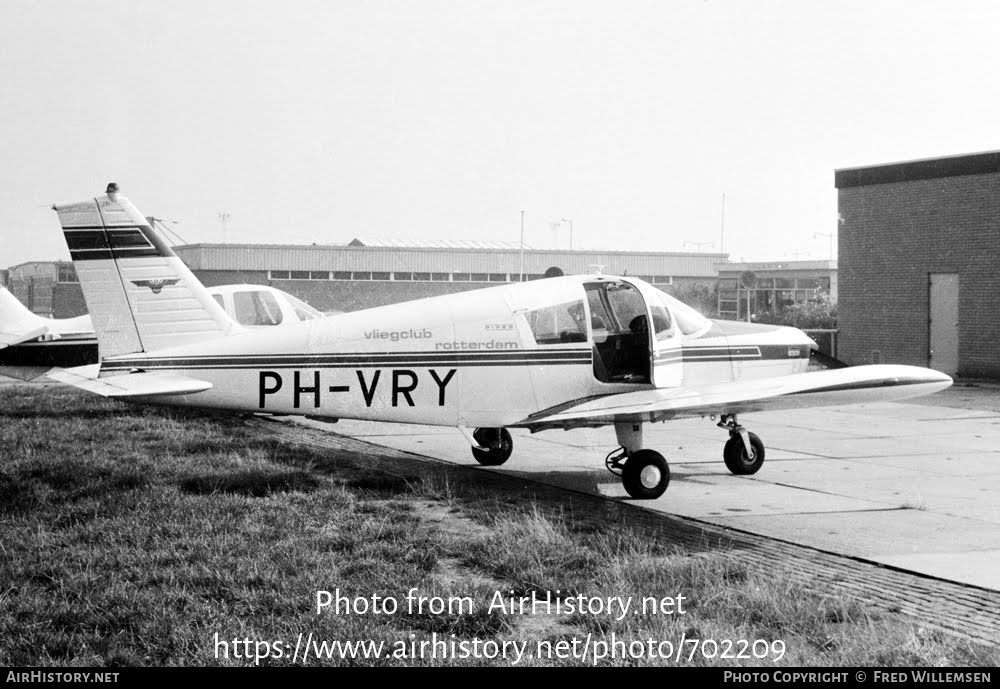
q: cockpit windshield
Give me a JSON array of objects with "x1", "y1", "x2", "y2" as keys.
[
  {"x1": 653, "y1": 288, "x2": 712, "y2": 338},
  {"x1": 280, "y1": 291, "x2": 323, "y2": 321}
]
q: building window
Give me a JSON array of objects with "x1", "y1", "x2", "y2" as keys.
[
  {"x1": 57, "y1": 264, "x2": 78, "y2": 283},
  {"x1": 431, "y1": 273, "x2": 450, "y2": 281},
  {"x1": 413, "y1": 272, "x2": 430, "y2": 281},
  {"x1": 471, "y1": 273, "x2": 489, "y2": 282},
  {"x1": 393, "y1": 272, "x2": 413, "y2": 281},
  {"x1": 453, "y1": 273, "x2": 471, "y2": 281},
  {"x1": 488, "y1": 273, "x2": 507, "y2": 282},
  {"x1": 371, "y1": 272, "x2": 390, "y2": 281},
  {"x1": 332, "y1": 271, "x2": 351, "y2": 280},
  {"x1": 310, "y1": 271, "x2": 330, "y2": 280},
  {"x1": 269, "y1": 270, "x2": 290, "y2": 280},
  {"x1": 353, "y1": 271, "x2": 372, "y2": 280},
  {"x1": 290, "y1": 271, "x2": 310, "y2": 280}
]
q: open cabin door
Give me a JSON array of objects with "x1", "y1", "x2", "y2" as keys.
[
  {"x1": 584, "y1": 278, "x2": 682, "y2": 388},
  {"x1": 626, "y1": 279, "x2": 684, "y2": 388}
]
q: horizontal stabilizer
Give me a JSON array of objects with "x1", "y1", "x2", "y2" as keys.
[
  {"x1": 47, "y1": 365, "x2": 212, "y2": 398},
  {"x1": 0, "y1": 325, "x2": 49, "y2": 349},
  {"x1": 0, "y1": 365, "x2": 52, "y2": 381}
]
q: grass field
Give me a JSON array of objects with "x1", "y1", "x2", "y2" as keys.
[{"x1": 1, "y1": 383, "x2": 997, "y2": 666}]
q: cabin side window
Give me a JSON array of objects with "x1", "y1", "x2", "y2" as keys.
[{"x1": 525, "y1": 299, "x2": 587, "y2": 345}]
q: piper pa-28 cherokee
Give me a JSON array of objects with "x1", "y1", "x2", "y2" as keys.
[{"x1": 48, "y1": 184, "x2": 952, "y2": 499}]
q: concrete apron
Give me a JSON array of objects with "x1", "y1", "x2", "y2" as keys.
[{"x1": 307, "y1": 393, "x2": 1000, "y2": 591}]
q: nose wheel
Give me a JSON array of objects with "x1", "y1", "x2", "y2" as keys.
[
  {"x1": 608, "y1": 422, "x2": 671, "y2": 499},
  {"x1": 621, "y1": 449, "x2": 670, "y2": 499},
  {"x1": 718, "y1": 415, "x2": 765, "y2": 475}
]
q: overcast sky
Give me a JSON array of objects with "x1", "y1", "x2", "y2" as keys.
[{"x1": 2, "y1": 0, "x2": 998, "y2": 267}]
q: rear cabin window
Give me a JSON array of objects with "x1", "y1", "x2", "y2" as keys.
[
  {"x1": 526, "y1": 299, "x2": 587, "y2": 345},
  {"x1": 233, "y1": 290, "x2": 284, "y2": 326}
]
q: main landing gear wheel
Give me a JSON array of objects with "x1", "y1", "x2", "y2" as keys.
[
  {"x1": 723, "y1": 432, "x2": 765, "y2": 475},
  {"x1": 471, "y1": 427, "x2": 513, "y2": 466},
  {"x1": 622, "y1": 449, "x2": 670, "y2": 499}
]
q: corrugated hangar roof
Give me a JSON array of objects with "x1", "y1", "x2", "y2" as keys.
[
  {"x1": 174, "y1": 242, "x2": 728, "y2": 277},
  {"x1": 348, "y1": 238, "x2": 533, "y2": 250}
]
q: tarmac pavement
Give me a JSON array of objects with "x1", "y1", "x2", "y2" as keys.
[{"x1": 309, "y1": 383, "x2": 1000, "y2": 591}]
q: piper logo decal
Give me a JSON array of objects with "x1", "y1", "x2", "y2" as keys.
[{"x1": 131, "y1": 278, "x2": 180, "y2": 294}]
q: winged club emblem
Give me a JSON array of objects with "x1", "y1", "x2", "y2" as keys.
[{"x1": 131, "y1": 278, "x2": 180, "y2": 294}]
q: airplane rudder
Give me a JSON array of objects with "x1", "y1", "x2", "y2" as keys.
[{"x1": 54, "y1": 183, "x2": 235, "y2": 356}]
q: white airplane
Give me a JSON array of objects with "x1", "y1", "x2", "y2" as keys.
[
  {"x1": 0, "y1": 285, "x2": 93, "y2": 347},
  {"x1": 48, "y1": 184, "x2": 952, "y2": 499},
  {"x1": 0, "y1": 281, "x2": 325, "y2": 380},
  {"x1": 0, "y1": 285, "x2": 96, "y2": 379}
]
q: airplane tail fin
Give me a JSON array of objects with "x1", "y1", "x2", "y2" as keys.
[
  {"x1": 0, "y1": 286, "x2": 49, "y2": 347},
  {"x1": 52, "y1": 183, "x2": 237, "y2": 358}
]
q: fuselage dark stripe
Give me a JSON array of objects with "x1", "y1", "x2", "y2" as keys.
[
  {"x1": 101, "y1": 359, "x2": 591, "y2": 371},
  {"x1": 105, "y1": 351, "x2": 591, "y2": 366}
]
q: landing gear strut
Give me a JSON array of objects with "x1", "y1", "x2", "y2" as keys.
[
  {"x1": 718, "y1": 414, "x2": 765, "y2": 475},
  {"x1": 606, "y1": 422, "x2": 670, "y2": 499}
]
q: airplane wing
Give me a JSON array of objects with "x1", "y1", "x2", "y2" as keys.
[
  {"x1": 516, "y1": 365, "x2": 953, "y2": 431},
  {"x1": 46, "y1": 365, "x2": 213, "y2": 398},
  {"x1": 0, "y1": 325, "x2": 50, "y2": 349}
]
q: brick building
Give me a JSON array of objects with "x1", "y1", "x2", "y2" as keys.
[
  {"x1": 836, "y1": 150, "x2": 1000, "y2": 378},
  {"x1": 5, "y1": 261, "x2": 86, "y2": 318}
]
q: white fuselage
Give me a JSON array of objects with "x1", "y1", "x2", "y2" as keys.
[{"x1": 99, "y1": 277, "x2": 814, "y2": 428}]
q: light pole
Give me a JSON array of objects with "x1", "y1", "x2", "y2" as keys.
[
  {"x1": 519, "y1": 210, "x2": 525, "y2": 282},
  {"x1": 218, "y1": 212, "x2": 231, "y2": 243},
  {"x1": 561, "y1": 218, "x2": 573, "y2": 250}
]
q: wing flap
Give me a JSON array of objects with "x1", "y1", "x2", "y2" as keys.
[
  {"x1": 517, "y1": 365, "x2": 952, "y2": 430},
  {"x1": 46, "y1": 365, "x2": 212, "y2": 398}
]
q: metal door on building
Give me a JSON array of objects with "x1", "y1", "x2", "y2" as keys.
[{"x1": 929, "y1": 273, "x2": 959, "y2": 376}]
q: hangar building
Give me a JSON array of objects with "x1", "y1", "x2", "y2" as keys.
[
  {"x1": 173, "y1": 241, "x2": 726, "y2": 313},
  {"x1": 836, "y1": 150, "x2": 1000, "y2": 378}
]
